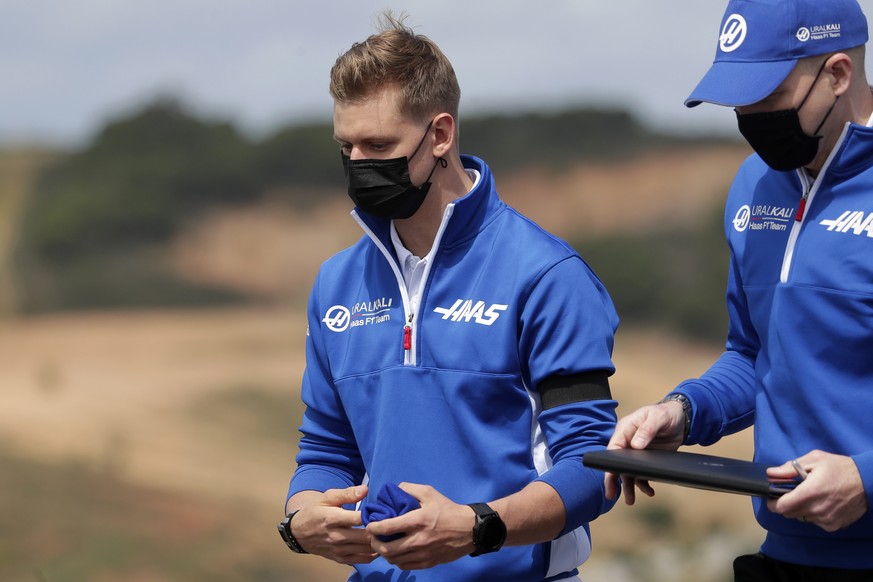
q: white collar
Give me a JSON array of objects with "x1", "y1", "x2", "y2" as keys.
[{"x1": 389, "y1": 167, "x2": 482, "y2": 264}]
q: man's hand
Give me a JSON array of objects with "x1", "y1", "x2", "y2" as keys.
[
  {"x1": 365, "y1": 483, "x2": 475, "y2": 571},
  {"x1": 604, "y1": 401, "x2": 686, "y2": 504},
  {"x1": 766, "y1": 450, "x2": 868, "y2": 532},
  {"x1": 288, "y1": 485, "x2": 377, "y2": 565}
]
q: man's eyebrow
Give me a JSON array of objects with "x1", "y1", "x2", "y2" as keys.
[{"x1": 333, "y1": 134, "x2": 395, "y2": 144}]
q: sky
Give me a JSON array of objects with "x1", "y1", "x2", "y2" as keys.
[{"x1": 4, "y1": 0, "x2": 873, "y2": 148}]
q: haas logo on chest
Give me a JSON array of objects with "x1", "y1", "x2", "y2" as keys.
[{"x1": 433, "y1": 299, "x2": 508, "y2": 326}]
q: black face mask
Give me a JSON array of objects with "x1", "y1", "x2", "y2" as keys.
[
  {"x1": 736, "y1": 61, "x2": 839, "y2": 172},
  {"x1": 341, "y1": 120, "x2": 446, "y2": 220}
]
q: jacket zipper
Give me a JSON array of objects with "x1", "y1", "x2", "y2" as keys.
[
  {"x1": 780, "y1": 173, "x2": 814, "y2": 283},
  {"x1": 794, "y1": 183, "x2": 811, "y2": 222},
  {"x1": 403, "y1": 314, "x2": 413, "y2": 351},
  {"x1": 401, "y1": 204, "x2": 456, "y2": 365},
  {"x1": 780, "y1": 123, "x2": 850, "y2": 283},
  {"x1": 352, "y1": 204, "x2": 456, "y2": 367}
]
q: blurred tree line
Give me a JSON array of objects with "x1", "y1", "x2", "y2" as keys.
[
  {"x1": 576, "y1": 208, "x2": 729, "y2": 342},
  {"x1": 15, "y1": 98, "x2": 734, "y2": 342}
]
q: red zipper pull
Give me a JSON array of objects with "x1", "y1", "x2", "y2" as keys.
[
  {"x1": 403, "y1": 315, "x2": 413, "y2": 350},
  {"x1": 796, "y1": 182, "x2": 812, "y2": 222},
  {"x1": 795, "y1": 196, "x2": 807, "y2": 222}
]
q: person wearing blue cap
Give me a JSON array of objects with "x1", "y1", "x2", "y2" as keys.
[
  {"x1": 277, "y1": 10, "x2": 621, "y2": 581},
  {"x1": 606, "y1": 0, "x2": 873, "y2": 580}
]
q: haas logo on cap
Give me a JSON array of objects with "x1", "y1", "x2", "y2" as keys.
[{"x1": 720, "y1": 14, "x2": 747, "y2": 52}]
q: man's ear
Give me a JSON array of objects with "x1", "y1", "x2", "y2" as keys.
[
  {"x1": 827, "y1": 52, "x2": 854, "y2": 97},
  {"x1": 431, "y1": 113, "x2": 456, "y2": 157}
]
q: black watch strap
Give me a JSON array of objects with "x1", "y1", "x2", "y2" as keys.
[
  {"x1": 277, "y1": 510, "x2": 309, "y2": 554},
  {"x1": 468, "y1": 502, "x2": 507, "y2": 557}
]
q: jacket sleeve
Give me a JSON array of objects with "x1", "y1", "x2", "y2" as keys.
[
  {"x1": 672, "y1": 244, "x2": 758, "y2": 446},
  {"x1": 851, "y1": 451, "x2": 873, "y2": 509},
  {"x1": 519, "y1": 256, "x2": 620, "y2": 535},
  {"x1": 286, "y1": 273, "x2": 365, "y2": 504}
]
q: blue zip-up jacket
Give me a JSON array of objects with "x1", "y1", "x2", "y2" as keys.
[
  {"x1": 670, "y1": 122, "x2": 873, "y2": 568},
  {"x1": 288, "y1": 155, "x2": 619, "y2": 581}
]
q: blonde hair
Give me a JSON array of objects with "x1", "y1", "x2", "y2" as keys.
[{"x1": 329, "y1": 11, "x2": 461, "y2": 121}]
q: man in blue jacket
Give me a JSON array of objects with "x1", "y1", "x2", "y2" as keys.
[
  {"x1": 277, "y1": 11, "x2": 620, "y2": 581},
  {"x1": 607, "y1": 0, "x2": 873, "y2": 579}
]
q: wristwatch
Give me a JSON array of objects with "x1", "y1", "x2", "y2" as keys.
[
  {"x1": 468, "y1": 502, "x2": 507, "y2": 556},
  {"x1": 659, "y1": 393, "x2": 692, "y2": 441},
  {"x1": 277, "y1": 510, "x2": 309, "y2": 554}
]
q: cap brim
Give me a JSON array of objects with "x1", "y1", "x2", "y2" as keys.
[{"x1": 684, "y1": 59, "x2": 798, "y2": 108}]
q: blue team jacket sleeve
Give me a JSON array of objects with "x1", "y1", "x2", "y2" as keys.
[
  {"x1": 536, "y1": 400, "x2": 619, "y2": 536},
  {"x1": 674, "y1": 244, "x2": 757, "y2": 446},
  {"x1": 287, "y1": 274, "x2": 366, "y2": 503},
  {"x1": 852, "y1": 451, "x2": 873, "y2": 509},
  {"x1": 519, "y1": 256, "x2": 619, "y2": 535}
]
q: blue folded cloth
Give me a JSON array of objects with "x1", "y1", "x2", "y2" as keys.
[{"x1": 360, "y1": 482, "x2": 421, "y2": 541}]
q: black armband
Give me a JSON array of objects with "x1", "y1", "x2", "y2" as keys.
[{"x1": 538, "y1": 370, "x2": 612, "y2": 410}]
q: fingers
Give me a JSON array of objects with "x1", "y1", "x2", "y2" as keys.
[
  {"x1": 366, "y1": 517, "x2": 407, "y2": 542},
  {"x1": 371, "y1": 542, "x2": 444, "y2": 572},
  {"x1": 766, "y1": 456, "x2": 815, "y2": 519},
  {"x1": 765, "y1": 451, "x2": 867, "y2": 532},
  {"x1": 321, "y1": 484, "x2": 369, "y2": 508},
  {"x1": 292, "y1": 504, "x2": 378, "y2": 564},
  {"x1": 636, "y1": 479, "x2": 655, "y2": 498},
  {"x1": 766, "y1": 458, "x2": 806, "y2": 480},
  {"x1": 604, "y1": 472, "x2": 655, "y2": 504},
  {"x1": 619, "y1": 476, "x2": 654, "y2": 505},
  {"x1": 622, "y1": 476, "x2": 637, "y2": 505},
  {"x1": 608, "y1": 403, "x2": 684, "y2": 452},
  {"x1": 607, "y1": 409, "x2": 647, "y2": 449},
  {"x1": 604, "y1": 471, "x2": 620, "y2": 500},
  {"x1": 605, "y1": 404, "x2": 683, "y2": 505},
  {"x1": 396, "y1": 482, "x2": 431, "y2": 501},
  {"x1": 327, "y1": 527, "x2": 379, "y2": 564},
  {"x1": 631, "y1": 403, "x2": 682, "y2": 449}
]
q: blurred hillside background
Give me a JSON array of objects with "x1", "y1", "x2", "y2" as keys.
[
  {"x1": 2, "y1": 100, "x2": 760, "y2": 582},
  {"x1": 6, "y1": 1, "x2": 867, "y2": 581}
]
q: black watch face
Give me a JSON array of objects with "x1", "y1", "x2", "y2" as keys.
[{"x1": 476, "y1": 514, "x2": 507, "y2": 550}]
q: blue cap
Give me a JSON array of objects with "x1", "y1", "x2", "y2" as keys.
[{"x1": 685, "y1": 0, "x2": 869, "y2": 108}]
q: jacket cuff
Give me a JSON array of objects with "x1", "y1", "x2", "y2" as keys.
[
  {"x1": 287, "y1": 466, "x2": 358, "y2": 506},
  {"x1": 851, "y1": 450, "x2": 873, "y2": 509},
  {"x1": 535, "y1": 461, "x2": 616, "y2": 537}
]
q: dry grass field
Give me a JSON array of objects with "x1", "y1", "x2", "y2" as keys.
[
  {"x1": 0, "y1": 309, "x2": 761, "y2": 581},
  {"x1": 166, "y1": 145, "x2": 751, "y2": 303},
  {"x1": 0, "y1": 144, "x2": 763, "y2": 581}
]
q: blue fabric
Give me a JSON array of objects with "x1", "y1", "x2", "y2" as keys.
[
  {"x1": 361, "y1": 483, "x2": 421, "y2": 541},
  {"x1": 686, "y1": 0, "x2": 868, "y2": 107},
  {"x1": 678, "y1": 123, "x2": 873, "y2": 568},
  {"x1": 288, "y1": 155, "x2": 619, "y2": 581}
]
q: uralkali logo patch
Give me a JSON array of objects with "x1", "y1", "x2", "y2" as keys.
[
  {"x1": 797, "y1": 23, "x2": 841, "y2": 43},
  {"x1": 733, "y1": 204, "x2": 793, "y2": 233},
  {"x1": 323, "y1": 297, "x2": 394, "y2": 333}
]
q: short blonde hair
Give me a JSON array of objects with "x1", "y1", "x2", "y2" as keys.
[{"x1": 329, "y1": 11, "x2": 461, "y2": 121}]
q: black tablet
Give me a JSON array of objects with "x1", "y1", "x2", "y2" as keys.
[{"x1": 583, "y1": 448, "x2": 798, "y2": 498}]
